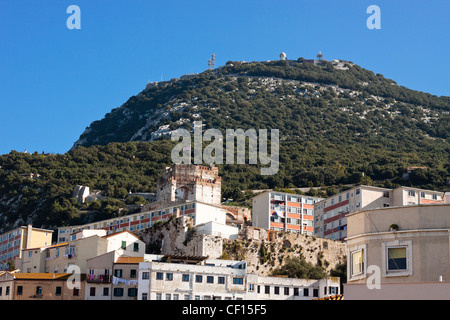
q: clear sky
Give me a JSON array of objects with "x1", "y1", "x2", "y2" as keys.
[{"x1": 0, "y1": 0, "x2": 448, "y2": 155}]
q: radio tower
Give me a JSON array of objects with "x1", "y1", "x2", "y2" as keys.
[{"x1": 209, "y1": 54, "x2": 216, "y2": 70}]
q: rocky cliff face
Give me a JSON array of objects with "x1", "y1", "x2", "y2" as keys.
[{"x1": 135, "y1": 215, "x2": 347, "y2": 277}]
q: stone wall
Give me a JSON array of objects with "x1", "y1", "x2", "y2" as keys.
[{"x1": 135, "y1": 216, "x2": 347, "y2": 277}]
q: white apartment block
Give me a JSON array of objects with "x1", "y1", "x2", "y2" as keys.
[
  {"x1": 138, "y1": 258, "x2": 248, "y2": 300},
  {"x1": 137, "y1": 257, "x2": 340, "y2": 300},
  {"x1": 252, "y1": 191, "x2": 323, "y2": 236},
  {"x1": 56, "y1": 201, "x2": 237, "y2": 243},
  {"x1": 314, "y1": 185, "x2": 445, "y2": 241}
]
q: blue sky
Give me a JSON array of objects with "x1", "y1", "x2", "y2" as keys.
[{"x1": 0, "y1": 0, "x2": 448, "y2": 155}]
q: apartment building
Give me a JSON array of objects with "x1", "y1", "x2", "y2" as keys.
[
  {"x1": 0, "y1": 225, "x2": 53, "y2": 270},
  {"x1": 0, "y1": 271, "x2": 85, "y2": 300},
  {"x1": 56, "y1": 201, "x2": 237, "y2": 243},
  {"x1": 21, "y1": 230, "x2": 145, "y2": 274},
  {"x1": 245, "y1": 274, "x2": 340, "y2": 300},
  {"x1": 344, "y1": 204, "x2": 450, "y2": 299},
  {"x1": 252, "y1": 191, "x2": 323, "y2": 235},
  {"x1": 85, "y1": 251, "x2": 146, "y2": 300},
  {"x1": 137, "y1": 256, "x2": 341, "y2": 300},
  {"x1": 138, "y1": 257, "x2": 248, "y2": 300},
  {"x1": 314, "y1": 185, "x2": 444, "y2": 241}
]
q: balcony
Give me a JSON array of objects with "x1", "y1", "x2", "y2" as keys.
[{"x1": 86, "y1": 274, "x2": 111, "y2": 284}]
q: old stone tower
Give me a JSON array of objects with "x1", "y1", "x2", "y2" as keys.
[{"x1": 156, "y1": 164, "x2": 222, "y2": 205}]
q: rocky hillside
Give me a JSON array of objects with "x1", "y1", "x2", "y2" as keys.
[{"x1": 0, "y1": 58, "x2": 449, "y2": 234}]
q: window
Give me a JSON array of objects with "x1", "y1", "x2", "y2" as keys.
[
  {"x1": 90, "y1": 287, "x2": 96, "y2": 296},
  {"x1": 195, "y1": 275, "x2": 203, "y2": 283},
  {"x1": 17, "y1": 286, "x2": 23, "y2": 296},
  {"x1": 432, "y1": 194, "x2": 438, "y2": 200},
  {"x1": 36, "y1": 286, "x2": 42, "y2": 296},
  {"x1": 284, "y1": 287, "x2": 289, "y2": 295},
  {"x1": 420, "y1": 192, "x2": 425, "y2": 198},
  {"x1": 303, "y1": 288, "x2": 309, "y2": 297},
  {"x1": 114, "y1": 288, "x2": 124, "y2": 297},
  {"x1": 408, "y1": 190, "x2": 415, "y2": 197},
  {"x1": 156, "y1": 272, "x2": 164, "y2": 280},
  {"x1": 387, "y1": 247, "x2": 407, "y2": 271},
  {"x1": 133, "y1": 243, "x2": 139, "y2": 252},
  {"x1": 383, "y1": 191, "x2": 390, "y2": 198},
  {"x1": 128, "y1": 288, "x2": 138, "y2": 297},
  {"x1": 264, "y1": 286, "x2": 270, "y2": 294},
  {"x1": 274, "y1": 286, "x2": 279, "y2": 295},
  {"x1": 233, "y1": 277, "x2": 244, "y2": 285},
  {"x1": 182, "y1": 274, "x2": 190, "y2": 282},
  {"x1": 121, "y1": 241, "x2": 127, "y2": 249},
  {"x1": 173, "y1": 294, "x2": 179, "y2": 300},
  {"x1": 55, "y1": 287, "x2": 62, "y2": 296},
  {"x1": 248, "y1": 283, "x2": 255, "y2": 292},
  {"x1": 156, "y1": 293, "x2": 162, "y2": 300},
  {"x1": 166, "y1": 273, "x2": 173, "y2": 281},
  {"x1": 294, "y1": 288, "x2": 299, "y2": 296},
  {"x1": 5, "y1": 286, "x2": 10, "y2": 296},
  {"x1": 114, "y1": 269, "x2": 123, "y2": 278},
  {"x1": 142, "y1": 272, "x2": 149, "y2": 279},
  {"x1": 142, "y1": 293, "x2": 148, "y2": 300},
  {"x1": 165, "y1": 293, "x2": 171, "y2": 300},
  {"x1": 130, "y1": 269, "x2": 136, "y2": 278},
  {"x1": 73, "y1": 288, "x2": 79, "y2": 296},
  {"x1": 313, "y1": 289, "x2": 319, "y2": 297},
  {"x1": 103, "y1": 287, "x2": 109, "y2": 296},
  {"x1": 350, "y1": 249, "x2": 364, "y2": 276},
  {"x1": 207, "y1": 276, "x2": 214, "y2": 284},
  {"x1": 356, "y1": 189, "x2": 360, "y2": 195}
]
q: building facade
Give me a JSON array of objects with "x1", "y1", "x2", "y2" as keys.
[
  {"x1": 0, "y1": 272, "x2": 85, "y2": 300},
  {"x1": 314, "y1": 185, "x2": 444, "y2": 241},
  {"x1": 137, "y1": 256, "x2": 340, "y2": 300},
  {"x1": 156, "y1": 164, "x2": 221, "y2": 206},
  {"x1": 0, "y1": 225, "x2": 53, "y2": 270},
  {"x1": 85, "y1": 251, "x2": 144, "y2": 300},
  {"x1": 21, "y1": 230, "x2": 145, "y2": 274},
  {"x1": 56, "y1": 201, "x2": 236, "y2": 243},
  {"x1": 344, "y1": 204, "x2": 450, "y2": 299},
  {"x1": 252, "y1": 191, "x2": 323, "y2": 235}
]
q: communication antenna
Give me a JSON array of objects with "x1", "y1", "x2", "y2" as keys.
[{"x1": 209, "y1": 54, "x2": 216, "y2": 70}]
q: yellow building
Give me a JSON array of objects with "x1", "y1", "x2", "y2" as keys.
[{"x1": 0, "y1": 225, "x2": 53, "y2": 270}]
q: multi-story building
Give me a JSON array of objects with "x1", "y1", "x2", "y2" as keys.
[
  {"x1": 0, "y1": 225, "x2": 53, "y2": 270},
  {"x1": 0, "y1": 271, "x2": 85, "y2": 300},
  {"x1": 85, "y1": 251, "x2": 146, "y2": 300},
  {"x1": 245, "y1": 274, "x2": 340, "y2": 300},
  {"x1": 56, "y1": 201, "x2": 237, "y2": 243},
  {"x1": 137, "y1": 256, "x2": 340, "y2": 300},
  {"x1": 138, "y1": 257, "x2": 248, "y2": 300},
  {"x1": 344, "y1": 203, "x2": 450, "y2": 300},
  {"x1": 21, "y1": 230, "x2": 145, "y2": 274},
  {"x1": 251, "y1": 191, "x2": 323, "y2": 235},
  {"x1": 314, "y1": 185, "x2": 445, "y2": 241}
]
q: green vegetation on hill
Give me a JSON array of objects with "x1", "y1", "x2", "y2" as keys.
[{"x1": 1, "y1": 59, "x2": 449, "y2": 233}]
